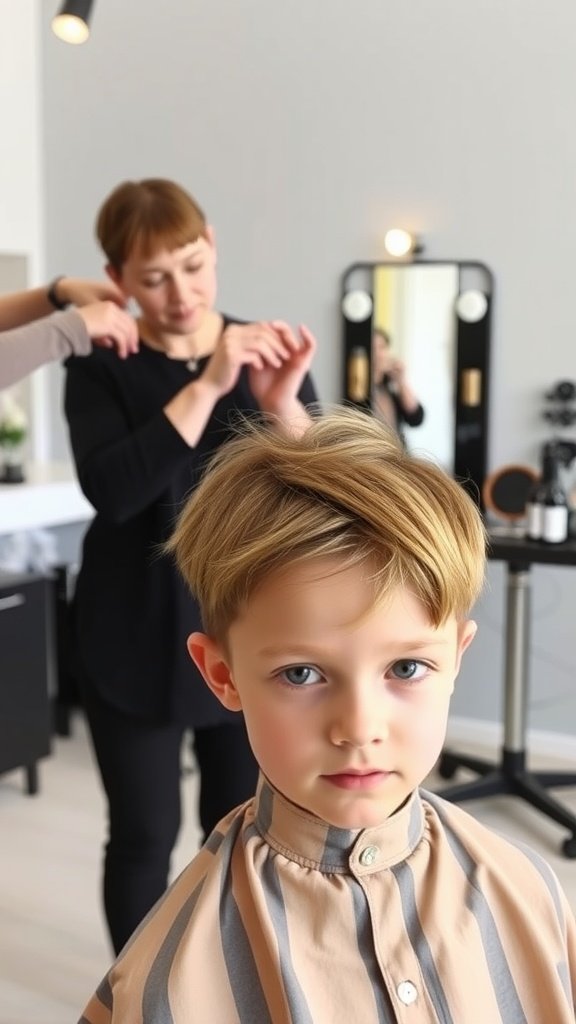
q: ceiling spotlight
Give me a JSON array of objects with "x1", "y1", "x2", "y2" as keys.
[
  {"x1": 383, "y1": 228, "x2": 423, "y2": 259},
  {"x1": 52, "y1": 0, "x2": 94, "y2": 44}
]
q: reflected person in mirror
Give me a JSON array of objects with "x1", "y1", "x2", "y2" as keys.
[
  {"x1": 372, "y1": 326, "x2": 424, "y2": 444},
  {"x1": 0, "y1": 277, "x2": 139, "y2": 389}
]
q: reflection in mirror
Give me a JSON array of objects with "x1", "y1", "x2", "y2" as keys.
[
  {"x1": 341, "y1": 261, "x2": 492, "y2": 505},
  {"x1": 372, "y1": 264, "x2": 457, "y2": 467},
  {"x1": 372, "y1": 325, "x2": 426, "y2": 447}
]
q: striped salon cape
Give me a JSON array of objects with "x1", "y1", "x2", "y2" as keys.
[{"x1": 80, "y1": 776, "x2": 576, "y2": 1023}]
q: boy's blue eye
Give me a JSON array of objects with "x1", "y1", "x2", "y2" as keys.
[
  {"x1": 391, "y1": 659, "x2": 426, "y2": 681},
  {"x1": 282, "y1": 666, "x2": 321, "y2": 686}
]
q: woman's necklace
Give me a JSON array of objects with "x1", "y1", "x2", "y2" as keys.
[
  {"x1": 139, "y1": 313, "x2": 222, "y2": 372},
  {"x1": 140, "y1": 328, "x2": 200, "y2": 371},
  {"x1": 183, "y1": 331, "x2": 200, "y2": 373},
  {"x1": 182, "y1": 312, "x2": 222, "y2": 372}
]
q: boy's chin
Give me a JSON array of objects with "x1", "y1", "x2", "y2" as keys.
[
  {"x1": 323, "y1": 810, "x2": 394, "y2": 830},
  {"x1": 317, "y1": 794, "x2": 414, "y2": 832}
]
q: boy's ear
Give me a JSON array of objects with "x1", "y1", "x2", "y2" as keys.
[
  {"x1": 187, "y1": 632, "x2": 242, "y2": 712},
  {"x1": 454, "y1": 619, "x2": 477, "y2": 676}
]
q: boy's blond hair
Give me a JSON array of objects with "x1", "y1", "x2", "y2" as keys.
[{"x1": 168, "y1": 407, "x2": 486, "y2": 640}]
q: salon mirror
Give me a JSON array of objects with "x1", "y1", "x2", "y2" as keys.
[{"x1": 341, "y1": 260, "x2": 493, "y2": 505}]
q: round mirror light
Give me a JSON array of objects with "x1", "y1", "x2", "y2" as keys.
[
  {"x1": 341, "y1": 290, "x2": 373, "y2": 323},
  {"x1": 383, "y1": 228, "x2": 415, "y2": 258},
  {"x1": 455, "y1": 289, "x2": 488, "y2": 323}
]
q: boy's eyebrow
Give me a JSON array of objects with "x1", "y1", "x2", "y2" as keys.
[
  {"x1": 257, "y1": 644, "x2": 325, "y2": 658},
  {"x1": 394, "y1": 639, "x2": 452, "y2": 650},
  {"x1": 257, "y1": 637, "x2": 452, "y2": 658}
]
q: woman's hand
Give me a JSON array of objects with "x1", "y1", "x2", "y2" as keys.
[
  {"x1": 248, "y1": 321, "x2": 317, "y2": 419},
  {"x1": 163, "y1": 322, "x2": 293, "y2": 447},
  {"x1": 202, "y1": 321, "x2": 292, "y2": 397},
  {"x1": 387, "y1": 357, "x2": 406, "y2": 384},
  {"x1": 77, "y1": 302, "x2": 139, "y2": 359},
  {"x1": 164, "y1": 321, "x2": 315, "y2": 448}
]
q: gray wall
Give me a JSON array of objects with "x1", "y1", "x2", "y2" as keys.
[{"x1": 42, "y1": 0, "x2": 576, "y2": 737}]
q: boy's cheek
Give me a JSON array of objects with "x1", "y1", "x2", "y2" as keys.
[
  {"x1": 246, "y1": 714, "x2": 299, "y2": 770},
  {"x1": 403, "y1": 699, "x2": 449, "y2": 741}
]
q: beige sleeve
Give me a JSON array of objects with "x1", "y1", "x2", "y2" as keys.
[{"x1": 0, "y1": 309, "x2": 91, "y2": 390}]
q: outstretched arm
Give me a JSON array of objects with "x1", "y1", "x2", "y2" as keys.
[
  {"x1": 0, "y1": 276, "x2": 126, "y2": 331},
  {"x1": 0, "y1": 305, "x2": 138, "y2": 390}
]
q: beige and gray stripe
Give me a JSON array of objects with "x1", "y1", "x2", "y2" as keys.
[{"x1": 80, "y1": 776, "x2": 576, "y2": 1023}]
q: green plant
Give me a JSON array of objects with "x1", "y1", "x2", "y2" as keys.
[
  {"x1": 0, "y1": 421, "x2": 26, "y2": 448},
  {"x1": 0, "y1": 394, "x2": 27, "y2": 452}
]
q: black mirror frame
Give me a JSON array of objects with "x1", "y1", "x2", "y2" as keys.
[{"x1": 341, "y1": 259, "x2": 493, "y2": 508}]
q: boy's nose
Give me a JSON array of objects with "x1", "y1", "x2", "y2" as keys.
[{"x1": 329, "y1": 689, "x2": 389, "y2": 748}]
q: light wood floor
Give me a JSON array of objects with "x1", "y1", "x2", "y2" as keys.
[{"x1": 1, "y1": 715, "x2": 576, "y2": 1024}]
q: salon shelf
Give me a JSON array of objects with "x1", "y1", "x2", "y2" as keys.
[
  {"x1": 0, "y1": 461, "x2": 93, "y2": 534},
  {"x1": 0, "y1": 571, "x2": 52, "y2": 793}
]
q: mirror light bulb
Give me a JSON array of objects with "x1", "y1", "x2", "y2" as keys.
[
  {"x1": 384, "y1": 229, "x2": 415, "y2": 258},
  {"x1": 455, "y1": 289, "x2": 488, "y2": 323},
  {"x1": 341, "y1": 289, "x2": 373, "y2": 323}
]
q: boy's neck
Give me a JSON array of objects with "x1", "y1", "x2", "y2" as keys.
[{"x1": 251, "y1": 774, "x2": 423, "y2": 873}]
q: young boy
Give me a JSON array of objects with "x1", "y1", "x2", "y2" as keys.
[{"x1": 79, "y1": 408, "x2": 576, "y2": 1024}]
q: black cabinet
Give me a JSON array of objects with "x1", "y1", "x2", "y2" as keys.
[{"x1": 0, "y1": 572, "x2": 52, "y2": 793}]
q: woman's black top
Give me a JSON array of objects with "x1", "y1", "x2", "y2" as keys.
[{"x1": 64, "y1": 316, "x2": 318, "y2": 725}]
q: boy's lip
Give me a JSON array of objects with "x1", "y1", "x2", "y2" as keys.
[{"x1": 322, "y1": 769, "x2": 391, "y2": 790}]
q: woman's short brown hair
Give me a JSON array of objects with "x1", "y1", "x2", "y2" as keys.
[
  {"x1": 167, "y1": 406, "x2": 486, "y2": 641},
  {"x1": 96, "y1": 178, "x2": 208, "y2": 270}
]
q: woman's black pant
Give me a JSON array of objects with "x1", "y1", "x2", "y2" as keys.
[{"x1": 82, "y1": 686, "x2": 258, "y2": 954}]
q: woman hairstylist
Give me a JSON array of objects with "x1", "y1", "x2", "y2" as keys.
[{"x1": 63, "y1": 178, "x2": 318, "y2": 953}]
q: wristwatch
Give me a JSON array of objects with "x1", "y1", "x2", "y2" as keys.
[{"x1": 47, "y1": 276, "x2": 69, "y2": 310}]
